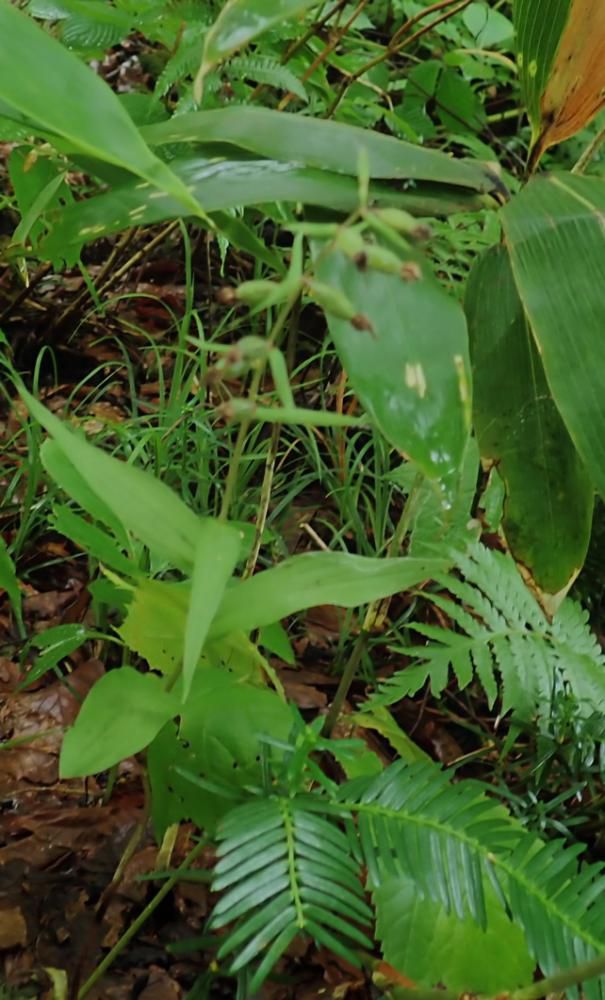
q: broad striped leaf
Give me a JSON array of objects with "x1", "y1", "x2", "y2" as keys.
[
  {"x1": 465, "y1": 244, "x2": 593, "y2": 599},
  {"x1": 502, "y1": 173, "x2": 605, "y2": 502}
]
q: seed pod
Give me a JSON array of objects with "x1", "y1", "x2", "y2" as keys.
[
  {"x1": 401, "y1": 261, "x2": 423, "y2": 282},
  {"x1": 335, "y1": 228, "x2": 367, "y2": 259},
  {"x1": 235, "y1": 279, "x2": 285, "y2": 306},
  {"x1": 373, "y1": 208, "x2": 432, "y2": 242},
  {"x1": 363, "y1": 243, "x2": 407, "y2": 276},
  {"x1": 305, "y1": 279, "x2": 358, "y2": 321}
]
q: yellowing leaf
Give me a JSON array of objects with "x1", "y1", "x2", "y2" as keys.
[{"x1": 529, "y1": 0, "x2": 605, "y2": 167}]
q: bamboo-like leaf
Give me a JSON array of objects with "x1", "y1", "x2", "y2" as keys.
[
  {"x1": 465, "y1": 244, "x2": 593, "y2": 599},
  {"x1": 40, "y1": 157, "x2": 488, "y2": 266},
  {"x1": 502, "y1": 173, "x2": 605, "y2": 501},
  {"x1": 514, "y1": 0, "x2": 605, "y2": 167},
  {"x1": 142, "y1": 106, "x2": 500, "y2": 193}
]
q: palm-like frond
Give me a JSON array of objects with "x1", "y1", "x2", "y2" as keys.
[
  {"x1": 342, "y1": 760, "x2": 605, "y2": 999},
  {"x1": 211, "y1": 797, "x2": 373, "y2": 992},
  {"x1": 367, "y1": 543, "x2": 605, "y2": 720}
]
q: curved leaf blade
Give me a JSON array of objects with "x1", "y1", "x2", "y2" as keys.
[
  {"x1": 502, "y1": 173, "x2": 605, "y2": 501},
  {"x1": 465, "y1": 244, "x2": 593, "y2": 597}
]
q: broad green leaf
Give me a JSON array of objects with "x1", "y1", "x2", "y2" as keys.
[
  {"x1": 23, "y1": 390, "x2": 202, "y2": 573},
  {"x1": 183, "y1": 521, "x2": 242, "y2": 701},
  {"x1": 210, "y1": 554, "x2": 444, "y2": 638},
  {"x1": 40, "y1": 157, "x2": 487, "y2": 264},
  {"x1": 197, "y1": 0, "x2": 320, "y2": 95},
  {"x1": 315, "y1": 244, "x2": 471, "y2": 490},
  {"x1": 259, "y1": 622, "x2": 295, "y2": 665},
  {"x1": 465, "y1": 244, "x2": 593, "y2": 598},
  {"x1": 375, "y1": 876, "x2": 534, "y2": 992},
  {"x1": 0, "y1": 535, "x2": 23, "y2": 633},
  {"x1": 0, "y1": 0, "x2": 200, "y2": 216},
  {"x1": 142, "y1": 107, "x2": 500, "y2": 193},
  {"x1": 60, "y1": 668, "x2": 179, "y2": 777},
  {"x1": 502, "y1": 174, "x2": 605, "y2": 502},
  {"x1": 514, "y1": 0, "x2": 605, "y2": 166},
  {"x1": 119, "y1": 579, "x2": 189, "y2": 677}
]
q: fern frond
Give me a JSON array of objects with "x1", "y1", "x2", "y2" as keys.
[
  {"x1": 343, "y1": 760, "x2": 605, "y2": 999},
  {"x1": 211, "y1": 797, "x2": 372, "y2": 992},
  {"x1": 154, "y1": 24, "x2": 207, "y2": 97},
  {"x1": 225, "y1": 56, "x2": 308, "y2": 101},
  {"x1": 366, "y1": 543, "x2": 605, "y2": 721}
]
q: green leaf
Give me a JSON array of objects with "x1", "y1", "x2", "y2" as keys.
[
  {"x1": 316, "y1": 243, "x2": 471, "y2": 489},
  {"x1": 210, "y1": 553, "x2": 444, "y2": 638},
  {"x1": 24, "y1": 623, "x2": 93, "y2": 688},
  {"x1": 502, "y1": 173, "x2": 605, "y2": 502},
  {"x1": 513, "y1": 0, "x2": 571, "y2": 136},
  {"x1": 183, "y1": 521, "x2": 242, "y2": 701},
  {"x1": 52, "y1": 505, "x2": 138, "y2": 577},
  {"x1": 60, "y1": 668, "x2": 179, "y2": 777},
  {"x1": 0, "y1": 0, "x2": 200, "y2": 216},
  {"x1": 0, "y1": 535, "x2": 23, "y2": 634},
  {"x1": 142, "y1": 107, "x2": 499, "y2": 193},
  {"x1": 375, "y1": 875, "x2": 534, "y2": 992},
  {"x1": 465, "y1": 244, "x2": 593, "y2": 598},
  {"x1": 40, "y1": 157, "x2": 487, "y2": 264},
  {"x1": 24, "y1": 390, "x2": 203, "y2": 573},
  {"x1": 259, "y1": 622, "x2": 295, "y2": 665},
  {"x1": 197, "y1": 0, "x2": 320, "y2": 89}
]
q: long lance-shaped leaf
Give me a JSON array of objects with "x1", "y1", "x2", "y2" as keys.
[
  {"x1": 0, "y1": 1, "x2": 201, "y2": 216},
  {"x1": 502, "y1": 173, "x2": 605, "y2": 501},
  {"x1": 141, "y1": 106, "x2": 501, "y2": 194},
  {"x1": 465, "y1": 244, "x2": 593, "y2": 602},
  {"x1": 39, "y1": 158, "x2": 489, "y2": 265},
  {"x1": 514, "y1": 0, "x2": 605, "y2": 167}
]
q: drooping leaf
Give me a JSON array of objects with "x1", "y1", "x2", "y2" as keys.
[
  {"x1": 315, "y1": 242, "x2": 472, "y2": 490},
  {"x1": 375, "y1": 876, "x2": 534, "y2": 992},
  {"x1": 196, "y1": 0, "x2": 320, "y2": 95},
  {"x1": 0, "y1": 1, "x2": 200, "y2": 215},
  {"x1": 60, "y1": 668, "x2": 179, "y2": 777},
  {"x1": 465, "y1": 244, "x2": 593, "y2": 599},
  {"x1": 210, "y1": 553, "x2": 445, "y2": 638},
  {"x1": 142, "y1": 106, "x2": 500, "y2": 193},
  {"x1": 514, "y1": 0, "x2": 605, "y2": 167},
  {"x1": 24, "y1": 624, "x2": 93, "y2": 688},
  {"x1": 502, "y1": 173, "x2": 605, "y2": 501},
  {"x1": 40, "y1": 157, "x2": 489, "y2": 265}
]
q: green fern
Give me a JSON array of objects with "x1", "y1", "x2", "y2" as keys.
[
  {"x1": 211, "y1": 798, "x2": 373, "y2": 993},
  {"x1": 225, "y1": 56, "x2": 308, "y2": 101},
  {"x1": 366, "y1": 543, "x2": 605, "y2": 721},
  {"x1": 210, "y1": 758, "x2": 605, "y2": 995}
]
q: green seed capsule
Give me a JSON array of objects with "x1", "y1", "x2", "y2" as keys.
[
  {"x1": 235, "y1": 280, "x2": 285, "y2": 306},
  {"x1": 373, "y1": 208, "x2": 432, "y2": 241},
  {"x1": 305, "y1": 279, "x2": 358, "y2": 320}
]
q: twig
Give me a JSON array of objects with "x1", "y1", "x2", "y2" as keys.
[{"x1": 0, "y1": 261, "x2": 53, "y2": 326}]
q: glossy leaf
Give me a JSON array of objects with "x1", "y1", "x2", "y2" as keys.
[
  {"x1": 0, "y1": 1, "x2": 200, "y2": 215},
  {"x1": 197, "y1": 0, "x2": 320, "y2": 93},
  {"x1": 39, "y1": 157, "x2": 488, "y2": 265},
  {"x1": 60, "y1": 668, "x2": 179, "y2": 777},
  {"x1": 502, "y1": 173, "x2": 605, "y2": 502},
  {"x1": 183, "y1": 521, "x2": 242, "y2": 701},
  {"x1": 465, "y1": 244, "x2": 593, "y2": 597},
  {"x1": 24, "y1": 624, "x2": 94, "y2": 688},
  {"x1": 142, "y1": 107, "x2": 500, "y2": 193},
  {"x1": 315, "y1": 243, "x2": 472, "y2": 490},
  {"x1": 24, "y1": 390, "x2": 202, "y2": 573},
  {"x1": 375, "y1": 876, "x2": 534, "y2": 992},
  {"x1": 210, "y1": 553, "x2": 444, "y2": 637}
]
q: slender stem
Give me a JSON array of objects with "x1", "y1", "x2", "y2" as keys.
[
  {"x1": 243, "y1": 423, "x2": 280, "y2": 579},
  {"x1": 572, "y1": 123, "x2": 605, "y2": 175},
  {"x1": 219, "y1": 295, "x2": 297, "y2": 522},
  {"x1": 77, "y1": 838, "x2": 207, "y2": 999},
  {"x1": 321, "y1": 474, "x2": 424, "y2": 737}
]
